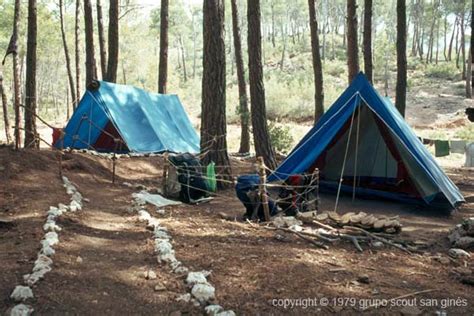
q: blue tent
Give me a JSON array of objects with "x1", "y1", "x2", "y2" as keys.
[
  {"x1": 56, "y1": 81, "x2": 200, "y2": 153},
  {"x1": 268, "y1": 73, "x2": 464, "y2": 208}
]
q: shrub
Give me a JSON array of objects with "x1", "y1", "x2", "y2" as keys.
[
  {"x1": 425, "y1": 62, "x2": 458, "y2": 80},
  {"x1": 268, "y1": 121, "x2": 294, "y2": 154}
]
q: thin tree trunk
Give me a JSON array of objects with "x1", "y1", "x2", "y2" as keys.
[
  {"x1": 105, "y1": 0, "x2": 119, "y2": 82},
  {"x1": 24, "y1": 0, "x2": 38, "y2": 148},
  {"x1": 467, "y1": 46, "x2": 472, "y2": 98},
  {"x1": 308, "y1": 0, "x2": 324, "y2": 123},
  {"x1": 435, "y1": 11, "x2": 440, "y2": 64},
  {"x1": 11, "y1": 0, "x2": 21, "y2": 148},
  {"x1": 0, "y1": 72, "x2": 12, "y2": 143},
  {"x1": 59, "y1": 0, "x2": 77, "y2": 111},
  {"x1": 84, "y1": 0, "x2": 97, "y2": 85},
  {"x1": 448, "y1": 16, "x2": 458, "y2": 61},
  {"x1": 192, "y1": 12, "x2": 197, "y2": 78},
  {"x1": 231, "y1": 0, "x2": 250, "y2": 154},
  {"x1": 460, "y1": 5, "x2": 466, "y2": 80},
  {"x1": 443, "y1": 13, "x2": 447, "y2": 61},
  {"x1": 363, "y1": 0, "x2": 373, "y2": 83},
  {"x1": 247, "y1": 0, "x2": 276, "y2": 170},
  {"x1": 74, "y1": 0, "x2": 81, "y2": 108},
  {"x1": 396, "y1": 0, "x2": 407, "y2": 117},
  {"x1": 346, "y1": 0, "x2": 359, "y2": 83},
  {"x1": 201, "y1": 0, "x2": 232, "y2": 189},
  {"x1": 471, "y1": 0, "x2": 474, "y2": 91},
  {"x1": 158, "y1": 0, "x2": 169, "y2": 93},
  {"x1": 96, "y1": 0, "x2": 107, "y2": 77},
  {"x1": 179, "y1": 35, "x2": 187, "y2": 82},
  {"x1": 271, "y1": 1, "x2": 276, "y2": 48}
]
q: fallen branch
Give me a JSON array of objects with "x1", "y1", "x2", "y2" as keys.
[
  {"x1": 344, "y1": 225, "x2": 412, "y2": 254},
  {"x1": 265, "y1": 226, "x2": 329, "y2": 249},
  {"x1": 312, "y1": 220, "x2": 337, "y2": 232}
]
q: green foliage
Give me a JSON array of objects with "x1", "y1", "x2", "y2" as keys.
[
  {"x1": 425, "y1": 62, "x2": 459, "y2": 80},
  {"x1": 455, "y1": 125, "x2": 474, "y2": 141},
  {"x1": 268, "y1": 121, "x2": 294, "y2": 154}
]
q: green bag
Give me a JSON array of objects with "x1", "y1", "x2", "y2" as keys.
[{"x1": 206, "y1": 161, "x2": 217, "y2": 192}]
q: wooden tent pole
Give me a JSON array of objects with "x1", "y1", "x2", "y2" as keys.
[{"x1": 258, "y1": 156, "x2": 271, "y2": 221}]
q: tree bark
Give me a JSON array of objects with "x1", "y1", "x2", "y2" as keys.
[
  {"x1": 396, "y1": 0, "x2": 407, "y2": 117},
  {"x1": 0, "y1": 72, "x2": 12, "y2": 143},
  {"x1": 158, "y1": 0, "x2": 169, "y2": 93},
  {"x1": 106, "y1": 0, "x2": 119, "y2": 82},
  {"x1": 24, "y1": 0, "x2": 38, "y2": 148},
  {"x1": 179, "y1": 35, "x2": 187, "y2": 82},
  {"x1": 460, "y1": 4, "x2": 466, "y2": 80},
  {"x1": 59, "y1": 0, "x2": 77, "y2": 111},
  {"x1": 230, "y1": 0, "x2": 250, "y2": 154},
  {"x1": 11, "y1": 0, "x2": 21, "y2": 148},
  {"x1": 346, "y1": 0, "x2": 359, "y2": 83},
  {"x1": 201, "y1": 0, "x2": 232, "y2": 189},
  {"x1": 448, "y1": 16, "x2": 458, "y2": 61},
  {"x1": 248, "y1": 0, "x2": 276, "y2": 170},
  {"x1": 74, "y1": 0, "x2": 81, "y2": 108},
  {"x1": 363, "y1": 0, "x2": 373, "y2": 83},
  {"x1": 84, "y1": 0, "x2": 97, "y2": 85},
  {"x1": 308, "y1": 0, "x2": 324, "y2": 123},
  {"x1": 467, "y1": 46, "x2": 472, "y2": 98},
  {"x1": 96, "y1": 0, "x2": 107, "y2": 77},
  {"x1": 471, "y1": 0, "x2": 474, "y2": 90}
]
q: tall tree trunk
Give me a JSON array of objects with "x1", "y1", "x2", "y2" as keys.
[
  {"x1": 271, "y1": 1, "x2": 276, "y2": 48},
  {"x1": 84, "y1": 0, "x2": 97, "y2": 85},
  {"x1": 24, "y1": 0, "x2": 38, "y2": 148},
  {"x1": 96, "y1": 0, "x2": 107, "y2": 77},
  {"x1": 346, "y1": 0, "x2": 359, "y2": 83},
  {"x1": 0, "y1": 72, "x2": 12, "y2": 143},
  {"x1": 435, "y1": 11, "x2": 440, "y2": 64},
  {"x1": 247, "y1": 0, "x2": 276, "y2": 170},
  {"x1": 443, "y1": 13, "x2": 448, "y2": 61},
  {"x1": 158, "y1": 0, "x2": 169, "y2": 93},
  {"x1": 308, "y1": 0, "x2": 324, "y2": 123},
  {"x1": 471, "y1": 0, "x2": 474, "y2": 91},
  {"x1": 179, "y1": 35, "x2": 187, "y2": 82},
  {"x1": 467, "y1": 46, "x2": 472, "y2": 98},
  {"x1": 106, "y1": 0, "x2": 119, "y2": 82},
  {"x1": 448, "y1": 16, "x2": 458, "y2": 61},
  {"x1": 231, "y1": 0, "x2": 250, "y2": 154},
  {"x1": 396, "y1": 0, "x2": 407, "y2": 117},
  {"x1": 11, "y1": 0, "x2": 21, "y2": 148},
  {"x1": 201, "y1": 0, "x2": 232, "y2": 189},
  {"x1": 59, "y1": 0, "x2": 77, "y2": 110},
  {"x1": 363, "y1": 0, "x2": 373, "y2": 83},
  {"x1": 460, "y1": 5, "x2": 466, "y2": 80},
  {"x1": 74, "y1": 0, "x2": 81, "y2": 108}
]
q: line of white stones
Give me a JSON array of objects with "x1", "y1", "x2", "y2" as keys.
[
  {"x1": 8, "y1": 176, "x2": 84, "y2": 316},
  {"x1": 130, "y1": 193, "x2": 235, "y2": 316}
]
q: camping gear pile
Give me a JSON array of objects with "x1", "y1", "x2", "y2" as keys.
[{"x1": 448, "y1": 218, "x2": 474, "y2": 250}]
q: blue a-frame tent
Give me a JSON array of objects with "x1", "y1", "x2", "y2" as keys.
[
  {"x1": 268, "y1": 73, "x2": 464, "y2": 208},
  {"x1": 56, "y1": 81, "x2": 200, "y2": 154}
]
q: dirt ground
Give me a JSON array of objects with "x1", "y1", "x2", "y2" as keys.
[{"x1": 0, "y1": 147, "x2": 473, "y2": 315}]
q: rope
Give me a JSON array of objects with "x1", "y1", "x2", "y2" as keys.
[{"x1": 334, "y1": 98, "x2": 358, "y2": 213}]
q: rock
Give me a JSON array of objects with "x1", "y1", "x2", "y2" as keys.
[
  {"x1": 205, "y1": 305, "x2": 224, "y2": 315},
  {"x1": 155, "y1": 240, "x2": 174, "y2": 256},
  {"x1": 138, "y1": 210, "x2": 152, "y2": 222},
  {"x1": 154, "y1": 283, "x2": 166, "y2": 291},
  {"x1": 147, "y1": 270, "x2": 157, "y2": 280},
  {"x1": 9, "y1": 304, "x2": 33, "y2": 316},
  {"x1": 76, "y1": 256, "x2": 83, "y2": 263},
  {"x1": 173, "y1": 266, "x2": 189, "y2": 274},
  {"x1": 175, "y1": 293, "x2": 191, "y2": 303},
  {"x1": 448, "y1": 226, "x2": 466, "y2": 243},
  {"x1": 272, "y1": 216, "x2": 302, "y2": 228},
  {"x1": 186, "y1": 271, "x2": 210, "y2": 286},
  {"x1": 156, "y1": 209, "x2": 166, "y2": 215},
  {"x1": 216, "y1": 311, "x2": 236, "y2": 316},
  {"x1": 10, "y1": 286, "x2": 34, "y2": 302},
  {"x1": 357, "y1": 275, "x2": 370, "y2": 284},
  {"x1": 41, "y1": 244, "x2": 55, "y2": 256},
  {"x1": 454, "y1": 237, "x2": 474, "y2": 250},
  {"x1": 43, "y1": 221, "x2": 62, "y2": 232},
  {"x1": 448, "y1": 248, "x2": 471, "y2": 258},
  {"x1": 371, "y1": 241, "x2": 384, "y2": 248},
  {"x1": 191, "y1": 282, "x2": 215, "y2": 303}
]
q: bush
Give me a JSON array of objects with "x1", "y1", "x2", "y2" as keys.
[
  {"x1": 425, "y1": 62, "x2": 458, "y2": 80},
  {"x1": 268, "y1": 121, "x2": 294, "y2": 154}
]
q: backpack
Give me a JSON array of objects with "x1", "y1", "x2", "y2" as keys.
[
  {"x1": 167, "y1": 153, "x2": 209, "y2": 203},
  {"x1": 235, "y1": 174, "x2": 278, "y2": 221}
]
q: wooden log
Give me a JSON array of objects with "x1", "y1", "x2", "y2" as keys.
[{"x1": 315, "y1": 212, "x2": 328, "y2": 221}]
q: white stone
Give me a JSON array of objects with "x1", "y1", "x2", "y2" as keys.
[
  {"x1": 41, "y1": 244, "x2": 55, "y2": 256},
  {"x1": 9, "y1": 304, "x2": 33, "y2": 316},
  {"x1": 138, "y1": 210, "x2": 152, "y2": 222},
  {"x1": 69, "y1": 200, "x2": 82, "y2": 212},
  {"x1": 205, "y1": 305, "x2": 223, "y2": 315},
  {"x1": 159, "y1": 253, "x2": 178, "y2": 263},
  {"x1": 175, "y1": 293, "x2": 191, "y2": 303},
  {"x1": 449, "y1": 248, "x2": 471, "y2": 258},
  {"x1": 43, "y1": 221, "x2": 62, "y2": 232},
  {"x1": 191, "y1": 282, "x2": 215, "y2": 303},
  {"x1": 216, "y1": 311, "x2": 236, "y2": 316},
  {"x1": 173, "y1": 266, "x2": 189, "y2": 274},
  {"x1": 155, "y1": 240, "x2": 174, "y2": 255},
  {"x1": 156, "y1": 209, "x2": 166, "y2": 215},
  {"x1": 10, "y1": 286, "x2": 33, "y2": 302},
  {"x1": 186, "y1": 271, "x2": 209, "y2": 286},
  {"x1": 41, "y1": 232, "x2": 59, "y2": 247}
]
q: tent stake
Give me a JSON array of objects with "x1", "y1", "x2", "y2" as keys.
[
  {"x1": 162, "y1": 152, "x2": 169, "y2": 196},
  {"x1": 257, "y1": 156, "x2": 271, "y2": 221}
]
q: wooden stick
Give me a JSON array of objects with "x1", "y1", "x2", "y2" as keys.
[
  {"x1": 344, "y1": 225, "x2": 412, "y2": 254},
  {"x1": 257, "y1": 156, "x2": 271, "y2": 222},
  {"x1": 312, "y1": 219, "x2": 337, "y2": 232},
  {"x1": 162, "y1": 152, "x2": 169, "y2": 196},
  {"x1": 264, "y1": 226, "x2": 329, "y2": 249}
]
